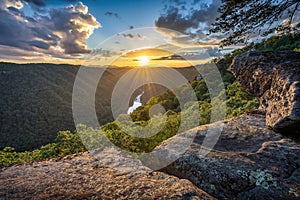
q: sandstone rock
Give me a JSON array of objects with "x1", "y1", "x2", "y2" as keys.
[
  {"x1": 229, "y1": 51, "x2": 300, "y2": 133},
  {"x1": 0, "y1": 150, "x2": 214, "y2": 200},
  {"x1": 155, "y1": 112, "x2": 300, "y2": 199}
]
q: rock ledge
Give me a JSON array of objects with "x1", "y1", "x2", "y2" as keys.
[{"x1": 229, "y1": 51, "x2": 300, "y2": 133}]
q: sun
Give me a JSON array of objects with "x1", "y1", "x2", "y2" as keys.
[{"x1": 138, "y1": 56, "x2": 149, "y2": 66}]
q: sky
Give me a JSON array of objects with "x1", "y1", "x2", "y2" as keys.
[{"x1": 0, "y1": 0, "x2": 231, "y2": 67}]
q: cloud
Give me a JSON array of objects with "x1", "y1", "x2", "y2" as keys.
[
  {"x1": 28, "y1": 40, "x2": 50, "y2": 49},
  {"x1": 0, "y1": 0, "x2": 24, "y2": 9},
  {"x1": 137, "y1": 34, "x2": 144, "y2": 39},
  {"x1": 150, "y1": 45, "x2": 223, "y2": 61},
  {"x1": 24, "y1": 0, "x2": 47, "y2": 7},
  {"x1": 90, "y1": 48, "x2": 119, "y2": 58},
  {"x1": 205, "y1": 47, "x2": 223, "y2": 57},
  {"x1": 156, "y1": 0, "x2": 221, "y2": 33},
  {"x1": 0, "y1": 44, "x2": 78, "y2": 62},
  {"x1": 105, "y1": 11, "x2": 121, "y2": 19},
  {"x1": 0, "y1": 1, "x2": 100, "y2": 59},
  {"x1": 152, "y1": 54, "x2": 184, "y2": 60},
  {"x1": 177, "y1": 47, "x2": 223, "y2": 60},
  {"x1": 119, "y1": 33, "x2": 145, "y2": 40},
  {"x1": 121, "y1": 33, "x2": 134, "y2": 39},
  {"x1": 0, "y1": 45, "x2": 40, "y2": 58},
  {"x1": 155, "y1": 0, "x2": 222, "y2": 46},
  {"x1": 156, "y1": 6, "x2": 196, "y2": 33}
]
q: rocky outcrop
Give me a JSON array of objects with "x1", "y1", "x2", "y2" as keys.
[
  {"x1": 1, "y1": 51, "x2": 299, "y2": 199},
  {"x1": 155, "y1": 111, "x2": 300, "y2": 199},
  {"x1": 0, "y1": 149, "x2": 214, "y2": 200},
  {"x1": 229, "y1": 51, "x2": 300, "y2": 133}
]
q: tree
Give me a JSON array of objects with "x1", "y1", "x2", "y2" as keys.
[{"x1": 210, "y1": 0, "x2": 300, "y2": 46}]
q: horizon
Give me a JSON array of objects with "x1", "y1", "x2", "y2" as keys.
[
  {"x1": 0, "y1": 0, "x2": 234, "y2": 67},
  {"x1": 0, "y1": 60, "x2": 210, "y2": 68},
  {"x1": 1, "y1": 1, "x2": 300, "y2": 199}
]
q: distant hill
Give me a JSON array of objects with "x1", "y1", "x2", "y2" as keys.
[{"x1": 0, "y1": 62, "x2": 198, "y2": 151}]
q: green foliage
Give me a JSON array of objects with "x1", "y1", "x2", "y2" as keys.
[
  {"x1": 9, "y1": 34, "x2": 300, "y2": 166},
  {"x1": 210, "y1": 0, "x2": 300, "y2": 46},
  {"x1": 254, "y1": 34, "x2": 300, "y2": 51},
  {"x1": 0, "y1": 131, "x2": 86, "y2": 166},
  {"x1": 0, "y1": 76, "x2": 257, "y2": 167},
  {"x1": 98, "y1": 79, "x2": 258, "y2": 154},
  {"x1": 225, "y1": 82, "x2": 259, "y2": 118},
  {"x1": 101, "y1": 113, "x2": 181, "y2": 153},
  {"x1": 0, "y1": 63, "x2": 197, "y2": 151},
  {"x1": 118, "y1": 43, "x2": 262, "y2": 154}
]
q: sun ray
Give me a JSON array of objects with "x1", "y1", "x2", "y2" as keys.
[{"x1": 138, "y1": 56, "x2": 149, "y2": 66}]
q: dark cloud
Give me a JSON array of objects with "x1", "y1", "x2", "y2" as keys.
[
  {"x1": 119, "y1": 33, "x2": 145, "y2": 40},
  {"x1": 146, "y1": 47, "x2": 222, "y2": 62},
  {"x1": 47, "y1": 2, "x2": 99, "y2": 54},
  {"x1": 0, "y1": 8, "x2": 35, "y2": 51},
  {"x1": 155, "y1": 0, "x2": 222, "y2": 46},
  {"x1": 152, "y1": 54, "x2": 184, "y2": 60},
  {"x1": 156, "y1": 0, "x2": 220, "y2": 33},
  {"x1": 0, "y1": 44, "x2": 75, "y2": 61},
  {"x1": 155, "y1": 6, "x2": 195, "y2": 33},
  {"x1": 121, "y1": 33, "x2": 134, "y2": 39},
  {"x1": 28, "y1": 40, "x2": 50, "y2": 49},
  {"x1": 149, "y1": 46, "x2": 223, "y2": 62},
  {"x1": 7, "y1": 6, "x2": 24, "y2": 15},
  {"x1": 0, "y1": 1, "x2": 100, "y2": 58},
  {"x1": 0, "y1": 45, "x2": 39, "y2": 57},
  {"x1": 24, "y1": 0, "x2": 47, "y2": 7},
  {"x1": 105, "y1": 11, "x2": 121, "y2": 19}
]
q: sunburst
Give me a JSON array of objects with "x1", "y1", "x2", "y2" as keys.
[{"x1": 138, "y1": 56, "x2": 149, "y2": 66}]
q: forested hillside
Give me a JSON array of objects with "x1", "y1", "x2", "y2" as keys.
[
  {"x1": 1, "y1": 33, "x2": 299, "y2": 165},
  {"x1": 0, "y1": 63, "x2": 197, "y2": 151}
]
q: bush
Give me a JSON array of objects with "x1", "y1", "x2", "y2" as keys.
[{"x1": 0, "y1": 131, "x2": 86, "y2": 166}]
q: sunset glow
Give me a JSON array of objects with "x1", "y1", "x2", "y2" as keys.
[
  {"x1": 0, "y1": 1, "x2": 227, "y2": 66},
  {"x1": 138, "y1": 56, "x2": 149, "y2": 66}
]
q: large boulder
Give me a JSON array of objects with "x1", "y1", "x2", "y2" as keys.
[
  {"x1": 229, "y1": 51, "x2": 300, "y2": 133},
  {"x1": 0, "y1": 149, "x2": 215, "y2": 200},
  {"x1": 156, "y1": 111, "x2": 300, "y2": 199}
]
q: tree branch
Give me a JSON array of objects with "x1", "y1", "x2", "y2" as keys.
[{"x1": 289, "y1": 2, "x2": 300, "y2": 25}]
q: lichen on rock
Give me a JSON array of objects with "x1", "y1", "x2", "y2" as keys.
[
  {"x1": 249, "y1": 169, "x2": 277, "y2": 189},
  {"x1": 156, "y1": 112, "x2": 300, "y2": 199},
  {"x1": 229, "y1": 51, "x2": 300, "y2": 134}
]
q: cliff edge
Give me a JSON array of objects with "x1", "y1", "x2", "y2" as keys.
[
  {"x1": 156, "y1": 111, "x2": 300, "y2": 199},
  {"x1": 229, "y1": 51, "x2": 300, "y2": 133},
  {"x1": 1, "y1": 51, "x2": 299, "y2": 199},
  {"x1": 0, "y1": 149, "x2": 214, "y2": 199}
]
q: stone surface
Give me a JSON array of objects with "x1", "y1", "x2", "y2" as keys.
[
  {"x1": 229, "y1": 51, "x2": 300, "y2": 133},
  {"x1": 155, "y1": 111, "x2": 300, "y2": 199},
  {"x1": 0, "y1": 149, "x2": 215, "y2": 200}
]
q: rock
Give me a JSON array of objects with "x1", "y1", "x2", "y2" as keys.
[
  {"x1": 229, "y1": 51, "x2": 300, "y2": 133},
  {"x1": 0, "y1": 150, "x2": 214, "y2": 200},
  {"x1": 155, "y1": 111, "x2": 300, "y2": 199}
]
